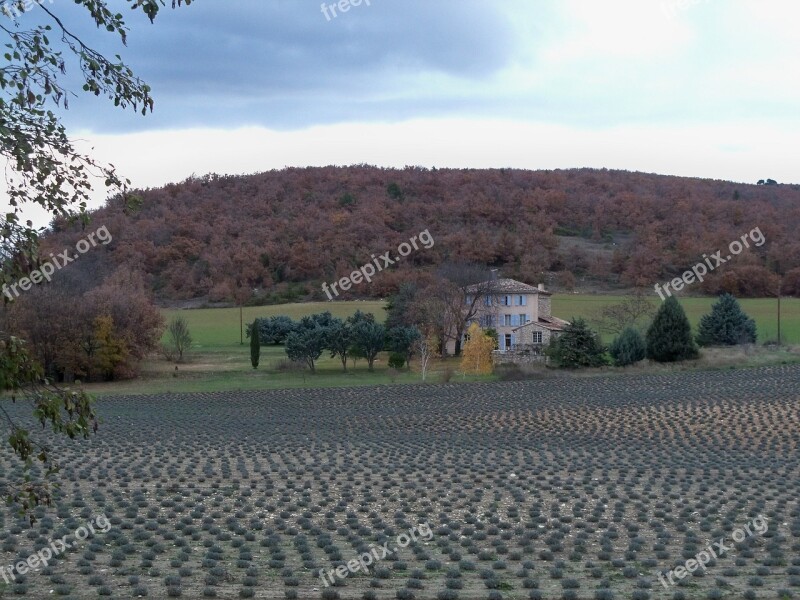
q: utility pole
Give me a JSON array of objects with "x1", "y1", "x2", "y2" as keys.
[
  {"x1": 240, "y1": 304, "x2": 244, "y2": 345},
  {"x1": 778, "y1": 280, "x2": 782, "y2": 346}
]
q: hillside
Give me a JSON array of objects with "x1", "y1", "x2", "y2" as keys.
[{"x1": 43, "y1": 166, "x2": 800, "y2": 304}]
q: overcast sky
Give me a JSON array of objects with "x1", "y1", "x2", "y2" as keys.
[{"x1": 9, "y1": 0, "x2": 800, "y2": 223}]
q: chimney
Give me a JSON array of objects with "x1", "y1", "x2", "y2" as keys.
[
  {"x1": 538, "y1": 283, "x2": 545, "y2": 292},
  {"x1": 490, "y1": 269, "x2": 499, "y2": 281}
]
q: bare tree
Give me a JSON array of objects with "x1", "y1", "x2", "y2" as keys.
[
  {"x1": 409, "y1": 292, "x2": 451, "y2": 357},
  {"x1": 591, "y1": 289, "x2": 657, "y2": 335},
  {"x1": 166, "y1": 317, "x2": 193, "y2": 362},
  {"x1": 416, "y1": 331, "x2": 436, "y2": 382},
  {"x1": 437, "y1": 263, "x2": 498, "y2": 356}
]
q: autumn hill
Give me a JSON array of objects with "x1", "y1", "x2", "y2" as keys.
[{"x1": 44, "y1": 166, "x2": 800, "y2": 305}]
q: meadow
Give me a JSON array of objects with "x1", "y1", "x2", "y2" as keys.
[
  {"x1": 76, "y1": 295, "x2": 800, "y2": 396},
  {"x1": 163, "y1": 296, "x2": 800, "y2": 351},
  {"x1": 1, "y1": 366, "x2": 799, "y2": 599}
]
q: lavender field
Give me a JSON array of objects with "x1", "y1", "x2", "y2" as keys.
[{"x1": 2, "y1": 366, "x2": 799, "y2": 599}]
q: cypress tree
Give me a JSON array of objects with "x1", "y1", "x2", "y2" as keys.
[
  {"x1": 696, "y1": 293, "x2": 757, "y2": 346},
  {"x1": 646, "y1": 296, "x2": 699, "y2": 362},
  {"x1": 250, "y1": 318, "x2": 261, "y2": 369}
]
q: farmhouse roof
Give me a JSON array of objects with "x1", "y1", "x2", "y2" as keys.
[
  {"x1": 465, "y1": 278, "x2": 551, "y2": 295},
  {"x1": 513, "y1": 316, "x2": 570, "y2": 333}
]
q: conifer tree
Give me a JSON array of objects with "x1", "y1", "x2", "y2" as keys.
[
  {"x1": 696, "y1": 294, "x2": 757, "y2": 346},
  {"x1": 547, "y1": 318, "x2": 608, "y2": 368},
  {"x1": 609, "y1": 327, "x2": 647, "y2": 366},
  {"x1": 646, "y1": 296, "x2": 699, "y2": 362}
]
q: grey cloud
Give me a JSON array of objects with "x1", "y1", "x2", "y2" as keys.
[{"x1": 53, "y1": 0, "x2": 520, "y2": 132}]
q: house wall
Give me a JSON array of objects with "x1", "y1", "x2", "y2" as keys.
[
  {"x1": 539, "y1": 296, "x2": 551, "y2": 320},
  {"x1": 515, "y1": 323, "x2": 557, "y2": 346},
  {"x1": 493, "y1": 349, "x2": 548, "y2": 365},
  {"x1": 447, "y1": 292, "x2": 542, "y2": 354}
]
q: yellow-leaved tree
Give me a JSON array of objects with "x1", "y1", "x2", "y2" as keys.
[
  {"x1": 94, "y1": 316, "x2": 129, "y2": 381},
  {"x1": 460, "y1": 323, "x2": 495, "y2": 375}
]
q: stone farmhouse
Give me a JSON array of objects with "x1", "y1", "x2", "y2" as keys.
[{"x1": 445, "y1": 274, "x2": 570, "y2": 363}]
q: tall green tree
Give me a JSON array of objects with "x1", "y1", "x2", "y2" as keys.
[
  {"x1": 325, "y1": 318, "x2": 352, "y2": 372},
  {"x1": 302, "y1": 311, "x2": 336, "y2": 329},
  {"x1": 285, "y1": 327, "x2": 326, "y2": 373},
  {"x1": 250, "y1": 319, "x2": 260, "y2": 369},
  {"x1": 346, "y1": 310, "x2": 374, "y2": 328},
  {"x1": 284, "y1": 312, "x2": 337, "y2": 373},
  {"x1": 387, "y1": 325, "x2": 421, "y2": 367},
  {"x1": 646, "y1": 296, "x2": 699, "y2": 362},
  {"x1": 696, "y1": 293, "x2": 757, "y2": 346},
  {"x1": 546, "y1": 318, "x2": 608, "y2": 368},
  {"x1": 248, "y1": 316, "x2": 296, "y2": 345},
  {"x1": 351, "y1": 320, "x2": 386, "y2": 371},
  {"x1": 385, "y1": 283, "x2": 418, "y2": 330}
]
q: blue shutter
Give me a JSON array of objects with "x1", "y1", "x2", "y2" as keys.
[
  {"x1": 511, "y1": 315, "x2": 519, "y2": 327},
  {"x1": 521, "y1": 295, "x2": 527, "y2": 306}
]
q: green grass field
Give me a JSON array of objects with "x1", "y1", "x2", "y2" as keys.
[
  {"x1": 79, "y1": 295, "x2": 800, "y2": 396},
  {"x1": 163, "y1": 295, "x2": 800, "y2": 349},
  {"x1": 553, "y1": 294, "x2": 799, "y2": 344},
  {"x1": 171, "y1": 301, "x2": 387, "y2": 351}
]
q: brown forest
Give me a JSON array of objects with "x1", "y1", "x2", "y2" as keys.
[{"x1": 42, "y1": 166, "x2": 800, "y2": 304}]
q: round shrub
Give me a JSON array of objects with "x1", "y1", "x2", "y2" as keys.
[{"x1": 609, "y1": 327, "x2": 646, "y2": 366}]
